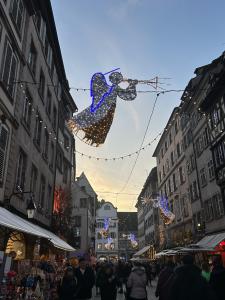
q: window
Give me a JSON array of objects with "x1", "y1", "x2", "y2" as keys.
[
  {"x1": 30, "y1": 164, "x2": 38, "y2": 194},
  {"x1": 179, "y1": 166, "x2": 185, "y2": 184},
  {"x1": 203, "y1": 127, "x2": 209, "y2": 148},
  {"x1": 200, "y1": 168, "x2": 207, "y2": 187},
  {"x1": 177, "y1": 143, "x2": 181, "y2": 158},
  {"x1": 171, "y1": 151, "x2": 174, "y2": 166},
  {"x1": 34, "y1": 113, "x2": 42, "y2": 147},
  {"x1": 190, "y1": 154, "x2": 195, "y2": 171},
  {"x1": 159, "y1": 172, "x2": 162, "y2": 182},
  {"x1": 43, "y1": 130, "x2": 49, "y2": 159},
  {"x1": 46, "y1": 90, "x2": 52, "y2": 116},
  {"x1": 56, "y1": 148, "x2": 63, "y2": 171},
  {"x1": 212, "y1": 195, "x2": 220, "y2": 219},
  {"x1": 16, "y1": 149, "x2": 27, "y2": 191},
  {"x1": 28, "y1": 40, "x2": 37, "y2": 75},
  {"x1": 169, "y1": 133, "x2": 172, "y2": 144},
  {"x1": 97, "y1": 243, "x2": 102, "y2": 250},
  {"x1": 22, "y1": 90, "x2": 32, "y2": 129},
  {"x1": 168, "y1": 179, "x2": 172, "y2": 194},
  {"x1": 208, "y1": 160, "x2": 215, "y2": 180},
  {"x1": 165, "y1": 141, "x2": 168, "y2": 151},
  {"x1": 181, "y1": 196, "x2": 189, "y2": 218},
  {"x1": 38, "y1": 69, "x2": 45, "y2": 99},
  {"x1": 166, "y1": 159, "x2": 169, "y2": 172},
  {"x1": 50, "y1": 142, "x2": 54, "y2": 169},
  {"x1": 39, "y1": 175, "x2": 46, "y2": 208},
  {"x1": 63, "y1": 159, "x2": 68, "y2": 183},
  {"x1": 193, "y1": 181, "x2": 198, "y2": 200},
  {"x1": 2, "y1": 40, "x2": 18, "y2": 98},
  {"x1": 52, "y1": 106, "x2": 57, "y2": 130},
  {"x1": 110, "y1": 232, "x2": 116, "y2": 239},
  {"x1": 211, "y1": 107, "x2": 221, "y2": 126},
  {"x1": 214, "y1": 143, "x2": 225, "y2": 167},
  {"x1": 64, "y1": 135, "x2": 69, "y2": 150},
  {"x1": 80, "y1": 198, "x2": 87, "y2": 208},
  {"x1": 10, "y1": 0, "x2": 24, "y2": 33},
  {"x1": 173, "y1": 173, "x2": 177, "y2": 191},
  {"x1": 47, "y1": 184, "x2": 52, "y2": 211},
  {"x1": 0, "y1": 125, "x2": 9, "y2": 182},
  {"x1": 110, "y1": 243, "x2": 115, "y2": 250},
  {"x1": 74, "y1": 216, "x2": 81, "y2": 227},
  {"x1": 104, "y1": 204, "x2": 111, "y2": 210}
]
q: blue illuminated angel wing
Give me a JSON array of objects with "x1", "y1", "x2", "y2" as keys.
[{"x1": 90, "y1": 73, "x2": 112, "y2": 113}]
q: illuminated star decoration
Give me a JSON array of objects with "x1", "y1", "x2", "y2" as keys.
[
  {"x1": 68, "y1": 69, "x2": 138, "y2": 146},
  {"x1": 100, "y1": 218, "x2": 111, "y2": 238}
]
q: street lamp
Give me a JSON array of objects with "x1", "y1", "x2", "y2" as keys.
[{"x1": 26, "y1": 196, "x2": 36, "y2": 219}]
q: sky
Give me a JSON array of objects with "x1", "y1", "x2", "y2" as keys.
[{"x1": 51, "y1": 0, "x2": 225, "y2": 211}]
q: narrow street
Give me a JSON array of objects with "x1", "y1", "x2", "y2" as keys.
[{"x1": 93, "y1": 281, "x2": 157, "y2": 300}]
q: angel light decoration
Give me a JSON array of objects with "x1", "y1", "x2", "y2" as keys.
[{"x1": 68, "y1": 69, "x2": 138, "y2": 146}]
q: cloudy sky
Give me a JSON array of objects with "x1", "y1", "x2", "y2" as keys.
[{"x1": 51, "y1": 0, "x2": 225, "y2": 211}]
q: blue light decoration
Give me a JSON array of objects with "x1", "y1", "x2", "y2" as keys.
[
  {"x1": 68, "y1": 69, "x2": 138, "y2": 146},
  {"x1": 129, "y1": 233, "x2": 138, "y2": 248},
  {"x1": 100, "y1": 218, "x2": 110, "y2": 238},
  {"x1": 158, "y1": 196, "x2": 175, "y2": 225}
]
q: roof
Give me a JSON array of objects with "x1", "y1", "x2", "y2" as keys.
[
  {"x1": 118, "y1": 212, "x2": 138, "y2": 232},
  {"x1": 197, "y1": 232, "x2": 225, "y2": 249}
]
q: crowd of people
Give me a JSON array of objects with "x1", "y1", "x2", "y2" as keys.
[{"x1": 57, "y1": 255, "x2": 225, "y2": 300}]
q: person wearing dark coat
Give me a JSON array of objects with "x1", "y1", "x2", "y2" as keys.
[
  {"x1": 155, "y1": 260, "x2": 175, "y2": 300},
  {"x1": 74, "y1": 257, "x2": 95, "y2": 300},
  {"x1": 210, "y1": 256, "x2": 225, "y2": 300},
  {"x1": 169, "y1": 255, "x2": 215, "y2": 300},
  {"x1": 98, "y1": 264, "x2": 118, "y2": 300},
  {"x1": 58, "y1": 266, "x2": 77, "y2": 300}
]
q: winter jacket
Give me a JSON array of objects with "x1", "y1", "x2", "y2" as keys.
[
  {"x1": 155, "y1": 266, "x2": 174, "y2": 300},
  {"x1": 74, "y1": 267, "x2": 95, "y2": 299},
  {"x1": 127, "y1": 267, "x2": 147, "y2": 299},
  {"x1": 98, "y1": 272, "x2": 118, "y2": 300},
  {"x1": 210, "y1": 265, "x2": 225, "y2": 300},
  {"x1": 58, "y1": 276, "x2": 77, "y2": 300},
  {"x1": 169, "y1": 264, "x2": 216, "y2": 300}
]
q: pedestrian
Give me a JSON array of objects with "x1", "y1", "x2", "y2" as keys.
[
  {"x1": 155, "y1": 260, "x2": 175, "y2": 300},
  {"x1": 201, "y1": 262, "x2": 211, "y2": 283},
  {"x1": 144, "y1": 263, "x2": 152, "y2": 287},
  {"x1": 169, "y1": 255, "x2": 215, "y2": 300},
  {"x1": 210, "y1": 256, "x2": 225, "y2": 300},
  {"x1": 98, "y1": 264, "x2": 118, "y2": 300},
  {"x1": 127, "y1": 262, "x2": 148, "y2": 300},
  {"x1": 58, "y1": 266, "x2": 77, "y2": 300},
  {"x1": 116, "y1": 260, "x2": 125, "y2": 293},
  {"x1": 74, "y1": 257, "x2": 95, "y2": 300}
]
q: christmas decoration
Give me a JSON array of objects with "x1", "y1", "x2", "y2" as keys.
[
  {"x1": 100, "y1": 217, "x2": 111, "y2": 238},
  {"x1": 68, "y1": 70, "x2": 138, "y2": 146}
]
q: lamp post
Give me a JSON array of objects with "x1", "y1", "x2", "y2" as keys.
[{"x1": 26, "y1": 195, "x2": 36, "y2": 219}]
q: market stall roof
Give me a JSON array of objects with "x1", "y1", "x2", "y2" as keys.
[
  {"x1": 0, "y1": 207, "x2": 75, "y2": 252},
  {"x1": 134, "y1": 245, "x2": 150, "y2": 257},
  {"x1": 197, "y1": 233, "x2": 225, "y2": 249}
]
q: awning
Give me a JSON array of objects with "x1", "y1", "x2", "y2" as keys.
[
  {"x1": 0, "y1": 207, "x2": 75, "y2": 252},
  {"x1": 134, "y1": 245, "x2": 150, "y2": 257},
  {"x1": 0, "y1": 207, "x2": 49, "y2": 239},
  {"x1": 197, "y1": 232, "x2": 225, "y2": 249}
]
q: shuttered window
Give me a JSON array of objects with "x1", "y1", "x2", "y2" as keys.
[
  {"x1": 0, "y1": 125, "x2": 9, "y2": 182},
  {"x1": 2, "y1": 40, "x2": 18, "y2": 99}
]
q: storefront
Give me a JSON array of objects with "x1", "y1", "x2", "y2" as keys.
[{"x1": 0, "y1": 207, "x2": 75, "y2": 299}]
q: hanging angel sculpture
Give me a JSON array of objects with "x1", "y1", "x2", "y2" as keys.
[{"x1": 68, "y1": 70, "x2": 138, "y2": 146}]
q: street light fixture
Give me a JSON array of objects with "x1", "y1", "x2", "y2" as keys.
[{"x1": 26, "y1": 195, "x2": 36, "y2": 219}]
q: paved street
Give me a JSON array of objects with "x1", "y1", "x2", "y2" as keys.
[{"x1": 93, "y1": 280, "x2": 157, "y2": 300}]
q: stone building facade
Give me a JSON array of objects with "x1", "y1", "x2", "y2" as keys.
[
  {"x1": 0, "y1": 0, "x2": 77, "y2": 229},
  {"x1": 153, "y1": 109, "x2": 193, "y2": 248}
]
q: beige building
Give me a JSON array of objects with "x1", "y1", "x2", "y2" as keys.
[
  {"x1": 153, "y1": 108, "x2": 193, "y2": 248},
  {"x1": 71, "y1": 173, "x2": 97, "y2": 253}
]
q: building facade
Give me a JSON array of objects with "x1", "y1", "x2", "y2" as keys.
[
  {"x1": 0, "y1": 0, "x2": 76, "y2": 227},
  {"x1": 153, "y1": 109, "x2": 193, "y2": 248},
  {"x1": 117, "y1": 212, "x2": 138, "y2": 260},
  {"x1": 95, "y1": 202, "x2": 118, "y2": 260},
  {"x1": 71, "y1": 173, "x2": 97, "y2": 253}
]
